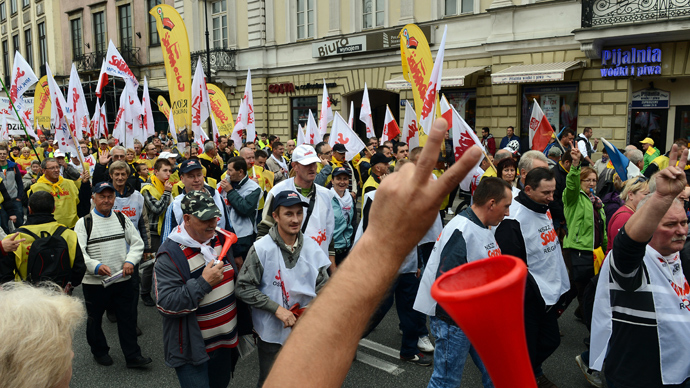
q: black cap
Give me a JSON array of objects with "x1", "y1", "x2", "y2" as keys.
[
  {"x1": 333, "y1": 143, "x2": 348, "y2": 154},
  {"x1": 179, "y1": 159, "x2": 203, "y2": 174},
  {"x1": 93, "y1": 181, "x2": 116, "y2": 194},
  {"x1": 370, "y1": 153, "x2": 392, "y2": 166},
  {"x1": 332, "y1": 167, "x2": 350, "y2": 177},
  {"x1": 272, "y1": 191, "x2": 309, "y2": 212}
]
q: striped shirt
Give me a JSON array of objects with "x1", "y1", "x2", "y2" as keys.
[{"x1": 180, "y1": 238, "x2": 238, "y2": 351}]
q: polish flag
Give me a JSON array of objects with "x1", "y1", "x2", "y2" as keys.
[
  {"x1": 305, "y1": 109, "x2": 321, "y2": 145},
  {"x1": 95, "y1": 59, "x2": 108, "y2": 98},
  {"x1": 529, "y1": 98, "x2": 555, "y2": 152},
  {"x1": 381, "y1": 105, "x2": 400, "y2": 143},
  {"x1": 329, "y1": 112, "x2": 365, "y2": 161},
  {"x1": 359, "y1": 83, "x2": 375, "y2": 139},
  {"x1": 318, "y1": 79, "x2": 333, "y2": 135},
  {"x1": 141, "y1": 77, "x2": 156, "y2": 137},
  {"x1": 402, "y1": 100, "x2": 419, "y2": 149},
  {"x1": 348, "y1": 101, "x2": 354, "y2": 129},
  {"x1": 66, "y1": 64, "x2": 88, "y2": 140},
  {"x1": 419, "y1": 26, "x2": 447, "y2": 134},
  {"x1": 99, "y1": 102, "x2": 108, "y2": 138},
  {"x1": 234, "y1": 69, "x2": 255, "y2": 142},
  {"x1": 441, "y1": 95, "x2": 482, "y2": 191}
]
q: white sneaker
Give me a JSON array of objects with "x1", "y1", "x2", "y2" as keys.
[
  {"x1": 575, "y1": 354, "x2": 603, "y2": 388},
  {"x1": 447, "y1": 208, "x2": 454, "y2": 215},
  {"x1": 417, "y1": 336, "x2": 434, "y2": 353}
]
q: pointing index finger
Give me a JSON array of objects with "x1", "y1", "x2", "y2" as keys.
[{"x1": 413, "y1": 118, "x2": 448, "y2": 184}]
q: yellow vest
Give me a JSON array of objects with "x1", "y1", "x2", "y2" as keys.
[
  {"x1": 29, "y1": 179, "x2": 81, "y2": 228},
  {"x1": 172, "y1": 178, "x2": 218, "y2": 197},
  {"x1": 433, "y1": 169, "x2": 449, "y2": 210},
  {"x1": 8, "y1": 221, "x2": 79, "y2": 281},
  {"x1": 15, "y1": 155, "x2": 36, "y2": 172},
  {"x1": 141, "y1": 157, "x2": 157, "y2": 173},
  {"x1": 356, "y1": 157, "x2": 371, "y2": 187},
  {"x1": 361, "y1": 174, "x2": 380, "y2": 204},
  {"x1": 198, "y1": 152, "x2": 224, "y2": 171}
]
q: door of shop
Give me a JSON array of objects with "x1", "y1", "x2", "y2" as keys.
[
  {"x1": 674, "y1": 106, "x2": 690, "y2": 144},
  {"x1": 346, "y1": 89, "x2": 400, "y2": 140},
  {"x1": 630, "y1": 109, "x2": 668, "y2": 153}
]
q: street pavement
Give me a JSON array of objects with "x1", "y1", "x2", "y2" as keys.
[{"x1": 69, "y1": 282, "x2": 598, "y2": 388}]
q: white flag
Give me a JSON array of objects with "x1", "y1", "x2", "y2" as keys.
[
  {"x1": 318, "y1": 79, "x2": 333, "y2": 135},
  {"x1": 402, "y1": 100, "x2": 419, "y2": 149},
  {"x1": 348, "y1": 101, "x2": 354, "y2": 129},
  {"x1": 329, "y1": 112, "x2": 365, "y2": 161},
  {"x1": 9, "y1": 51, "x2": 38, "y2": 111},
  {"x1": 191, "y1": 58, "x2": 210, "y2": 148},
  {"x1": 141, "y1": 77, "x2": 156, "y2": 137},
  {"x1": 440, "y1": 95, "x2": 482, "y2": 192},
  {"x1": 419, "y1": 26, "x2": 447, "y2": 134},
  {"x1": 99, "y1": 102, "x2": 108, "y2": 138},
  {"x1": 66, "y1": 64, "x2": 88, "y2": 140},
  {"x1": 234, "y1": 69, "x2": 255, "y2": 142},
  {"x1": 296, "y1": 123, "x2": 306, "y2": 146},
  {"x1": 305, "y1": 110, "x2": 321, "y2": 145},
  {"x1": 46, "y1": 64, "x2": 79, "y2": 157},
  {"x1": 168, "y1": 106, "x2": 178, "y2": 144},
  {"x1": 359, "y1": 83, "x2": 375, "y2": 139},
  {"x1": 90, "y1": 98, "x2": 100, "y2": 138},
  {"x1": 102, "y1": 40, "x2": 139, "y2": 90},
  {"x1": 0, "y1": 116, "x2": 8, "y2": 141}
]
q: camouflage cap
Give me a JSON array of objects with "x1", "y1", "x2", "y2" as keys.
[{"x1": 181, "y1": 190, "x2": 221, "y2": 221}]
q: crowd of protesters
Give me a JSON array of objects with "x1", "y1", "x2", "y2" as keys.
[{"x1": 1, "y1": 121, "x2": 690, "y2": 388}]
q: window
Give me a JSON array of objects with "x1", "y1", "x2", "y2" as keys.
[
  {"x1": 93, "y1": 11, "x2": 106, "y2": 55},
  {"x1": 0, "y1": 3, "x2": 6, "y2": 21},
  {"x1": 521, "y1": 83, "x2": 579, "y2": 139},
  {"x1": 9, "y1": 0, "x2": 15, "y2": 15},
  {"x1": 118, "y1": 4, "x2": 132, "y2": 49},
  {"x1": 24, "y1": 28, "x2": 31, "y2": 67},
  {"x1": 363, "y1": 0, "x2": 384, "y2": 29},
  {"x1": 70, "y1": 18, "x2": 82, "y2": 59},
  {"x1": 291, "y1": 97, "x2": 318, "y2": 138},
  {"x1": 444, "y1": 89, "x2": 477, "y2": 130},
  {"x1": 445, "y1": 0, "x2": 473, "y2": 15},
  {"x1": 22, "y1": 0, "x2": 28, "y2": 7},
  {"x1": 37, "y1": 22, "x2": 46, "y2": 65},
  {"x1": 2, "y1": 40, "x2": 8, "y2": 77},
  {"x1": 212, "y1": 0, "x2": 227, "y2": 48},
  {"x1": 147, "y1": 0, "x2": 161, "y2": 46},
  {"x1": 12, "y1": 34, "x2": 18, "y2": 56},
  {"x1": 296, "y1": 0, "x2": 314, "y2": 40}
]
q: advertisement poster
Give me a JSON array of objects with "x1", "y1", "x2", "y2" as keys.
[{"x1": 541, "y1": 94, "x2": 559, "y2": 131}]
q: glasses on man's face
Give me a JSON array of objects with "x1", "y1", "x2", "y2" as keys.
[
  {"x1": 46, "y1": 166, "x2": 60, "y2": 171},
  {"x1": 113, "y1": 154, "x2": 125, "y2": 160}
]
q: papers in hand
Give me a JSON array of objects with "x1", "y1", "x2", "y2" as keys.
[{"x1": 101, "y1": 270, "x2": 131, "y2": 288}]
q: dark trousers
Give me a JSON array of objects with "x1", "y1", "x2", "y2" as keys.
[
  {"x1": 175, "y1": 347, "x2": 237, "y2": 388},
  {"x1": 363, "y1": 272, "x2": 428, "y2": 357},
  {"x1": 83, "y1": 280, "x2": 142, "y2": 360},
  {"x1": 141, "y1": 235, "x2": 161, "y2": 296},
  {"x1": 447, "y1": 186, "x2": 459, "y2": 209},
  {"x1": 524, "y1": 289, "x2": 561, "y2": 377},
  {"x1": 257, "y1": 337, "x2": 282, "y2": 388}
]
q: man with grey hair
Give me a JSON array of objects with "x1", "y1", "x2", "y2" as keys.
[
  {"x1": 587, "y1": 145, "x2": 690, "y2": 388},
  {"x1": 627, "y1": 149, "x2": 644, "y2": 171},
  {"x1": 199, "y1": 140, "x2": 224, "y2": 182},
  {"x1": 517, "y1": 150, "x2": 550, "y2": 191},
  {"x1": 93, "y1": 145, "x2": 141, "y2": 191},
  {"x1": 547, "y1": 147, "x2": 563, "y2": 168}
]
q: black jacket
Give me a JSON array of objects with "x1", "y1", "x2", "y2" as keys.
[
  {"x1": 549, "y1": 162, "x2": 568, "y2": 223},
  {"x1": 93, "y1": 161, "x2": 142, "y2": 192}
]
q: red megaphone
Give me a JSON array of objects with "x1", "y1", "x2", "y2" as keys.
[{"x1": 431, "y1": 255, "x2": 536, "y2": 388}]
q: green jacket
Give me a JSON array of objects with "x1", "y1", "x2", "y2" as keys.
[
  {"x1": 642, "y1": 146, "x2": 660, "y2": 173},
  {"x1": 562, "y1": 166, "x2": 607, "y2": 251}
]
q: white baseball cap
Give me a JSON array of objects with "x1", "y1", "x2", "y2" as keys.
[
  {"x1": 291, "y1": 144, "x2": 320, "y2": 165},
  {"x1": 159, "y1": 151, "x2": 178, "y2": 159},
  {"x1": 54, "y1": 150, "x2": 65, "y2": 158}
]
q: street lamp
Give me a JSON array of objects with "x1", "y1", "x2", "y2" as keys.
[{"x1": 197, "y1": 0, "x2": 211, "y2": 80}]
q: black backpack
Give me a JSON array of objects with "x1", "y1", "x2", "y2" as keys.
[
  {"x1": 17, "y1": 226, "x2": 72, "y2": 287},
  {"x1": 83, "y1": 211, "x2": 127, "y2": 241}
]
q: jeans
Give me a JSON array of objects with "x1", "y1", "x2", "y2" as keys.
[
  {"x1": 175, "y1": 347, "x2": 235, "y2": 388},
  {"x1": 83, "y1": 280, "x2": 142, "y2": 360},
  {"x1": 257, "y1": 337, "x2": 282, "y2": 388},
  {"x1": 363, "y1": 272, "x2": 429, "y2": 357},
  {"x1": 427, "y1": 317, "x2": 493, "y2": 388}
]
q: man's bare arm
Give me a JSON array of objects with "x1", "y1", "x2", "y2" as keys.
[
  {"x1": 264, "y1": 119, "x2": 482, "y2": 388},
  {"x1": 626, "y1": 144, "x2": 688, "y2": 243}
]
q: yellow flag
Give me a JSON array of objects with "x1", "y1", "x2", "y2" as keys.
[
  {"x1": 157, "y1": 95, "x2": 171, "y2": 119},
  {"x1": 207, "y1": 84, "x2": 234, "y2": 137},
  {"x1": 150, "y1": 4, "x2": 191, "y2": 132},
  {"x1": 399, "y1": 25, "x2": 433, "y2": 125},
  {"x1": 33, "y1": 75, "x2": 51, "y2": 132}
]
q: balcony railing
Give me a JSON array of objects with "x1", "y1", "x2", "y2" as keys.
[
  {"x1": 190, "y1": 48, "x2": 236, "y2": 74},
  {"x1": 582, "y1": 0, "x2": 690, "y2": 27},
  {"x1": 74, "y1": 46, "x2": 141, "y2": 72}
]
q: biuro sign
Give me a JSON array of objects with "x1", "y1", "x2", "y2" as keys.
[{"x1": 601, "y1": 47, "x2": 662, "y2": 78}]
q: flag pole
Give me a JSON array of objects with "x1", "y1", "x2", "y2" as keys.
[{"x1": 0, "y1": 76, "x2": 41, "y2": 160}]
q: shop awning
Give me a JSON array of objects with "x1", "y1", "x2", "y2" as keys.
[
  {"x1": 385, "y1": 66, "x2": 486, "y2": 90},
  {"x1": 491, "y1": 61, "x2": 584, "y2": 84}
]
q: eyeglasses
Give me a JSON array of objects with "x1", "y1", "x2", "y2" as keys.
[
  {"x1": 632, "y1": 176, "x2": 648, "y2": 185},
  {"x1": 112, "y1": 155, "x2": 125, "y2": 160},
  {"x1": 45, "y1": 166, "x2": 60, "y2": 171}
]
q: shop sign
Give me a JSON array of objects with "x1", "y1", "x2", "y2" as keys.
[
  {"x1": 268, "y1": 83, "x2": 296, "y2": 94},
  {"x1": 631, "y1": 89, "x2": 669, "y2": 109},
  {"x1": 492, "y1": 72, "x2": 565, "y2": 84},
  {"x1": 312, "y1": 26, "x2": 432, "y2": 58},
  {"x1": 296, "y1": 82, "x2": 337, "y2": 90},
  {"x1": 601, "y1": 47, "x2": 662, "y2": 78}
]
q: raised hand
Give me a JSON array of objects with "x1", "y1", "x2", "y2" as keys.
[
  {"x1": 570, "y1": 140, "x2": 581, "y2": 166},
  {"x1": 656, "y1": 144, "x2": 689, "y2": 199}
]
